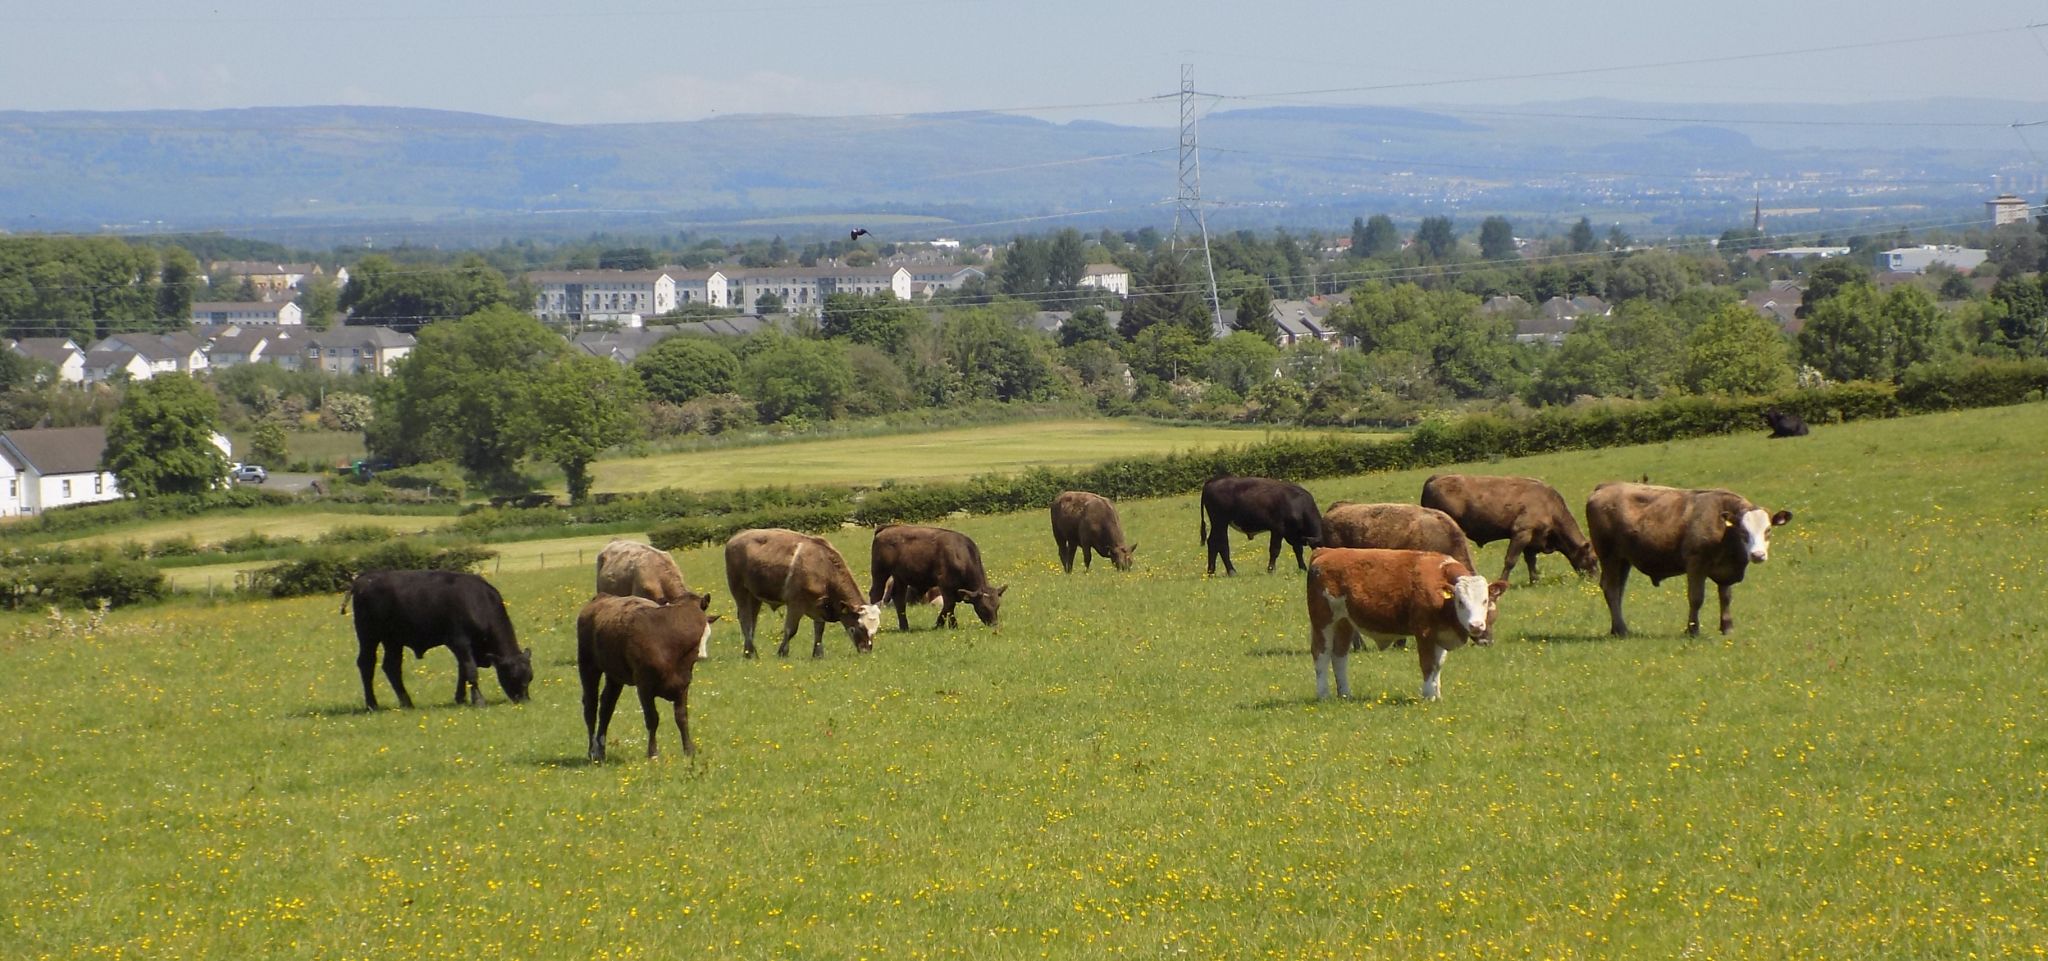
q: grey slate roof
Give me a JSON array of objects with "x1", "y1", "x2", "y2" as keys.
[
  {"x1": 305, "y1": 327, "x2": 415, "y2": 350},
  {"x1": 1, "y1": 426, "x2": 108, "y2": 475}
]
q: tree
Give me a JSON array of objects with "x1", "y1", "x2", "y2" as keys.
[
  {"x1": 1796, "y1": 258, "x2": 1870, "y2": 319},
  {"x1": 155, "y1": 246, "x2": 197, "y2": 322},
  {"x1": 1359, "y1": 214, "x2": 1400, "y2": 259},
  {"x1": 1415, "y1": 216, "x2": 1457, "y2": 262},
  {"x1": 1231, "y1": 282, "x2": 1279, "y2": 342},
  {"x1": 104, "y1": 374, "x2": 228, "y2": 498},
  {"x1": 1478, "y1": 216, "x2": 1517, "y2": 261},
  {"x1": 633, "y1": 336, "x2": 740, "y2": 404},
  {"x1": 942, "y1": 308, "x2": 1055, "y2": 402},
  {"x1": 1124, "y1": 323, "x2": 1207, "y2": 382},
  {"x1": 297, "y1": 275, "x2": 339, "y2": 331},
  {"x1": 754, "y1": 290, "x2": 784, "y2": 314},
  {"x1": 598, "y1": 247, "x2": 656, "y2": 270},
  {"x1": 1607, "y1": 225, "x2": 1633, "y2": 251},
  {"x1": 820, "y1": 292, "x2": 921, "y2": 353},
  {"x1": 370, "y1": 306, "x2": 570, "y2": 485},
  {"x1": 1683, "y1": 305, "x2": 1793, "y2": 395},
  {"x1": 250, "y1": 420, "x2": 291, "y2": 467},
  {"x1": 1569, "y1": 217, "x2": 1598, "y2": 254},
  {"x1": 339, "y1": 255, "x2": 511, "y2": 331},
  {"x1": 1797, "y1": 283, "x2": 1894, "y2": 382},
  {"x1": 740, "y1": 336, "x2": 852, "y2": 422},
  {"x1": 1059, "y1": 305, "x2": 1115, "y2": 347},
  {"x1": 525, "y1": 354, "x2": 647, "y2": 503},
  {"x1": 1989, "y1": 276, "x2": 2048, "y2": 357},
  {"x1": 1118, "y1": 254, "x2": 1213, "y2": 339},
  {"x1": 322, "y1": 392, "x2": 374, "y2": 432},
  {"x1": 1204, "y1": 331, "x2": 1280, "y2": 396},
  {"x1": 1528, "y1": 316, "x2": 1623, "y2": 405}
]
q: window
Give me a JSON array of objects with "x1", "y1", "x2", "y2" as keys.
[
  {"x1": 61, "y1": 479, "x2": 72, "y2": 498},
  {"x1": 94, "y1": 475, "x2": 103, "y2": 495},
  {"x1": 7, "y1": 478, "x2": 15, "y2": 498}
]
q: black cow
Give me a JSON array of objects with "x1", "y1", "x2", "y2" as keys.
[
  {"x1": 1199, "y1": 475, "x2": 1323, "y2": 575},
  {"x1": 344, "y1": 570, "x2": 533, "y2": 709},
  {"x1": 869, "y1": 524, "x2": 1006, "y2": 629},
  {"x1": 1763, "y1": 408, "x2": 1809, "y2": 438}
]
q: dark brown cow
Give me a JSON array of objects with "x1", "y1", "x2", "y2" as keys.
[
  {"x1": 1585, "y1": 482, "x2": 1792, "y2": 637},
  {"x1": 869, "y1": 524, "x2": 1006, "y2": 630},
  {"x1": 723, "y1": 528, "x2": 881, "y2": 658},
  {"x1": 1200, "y1": 475, "x2": 1323, "y2": 575},
  {"x1": 1321, "y1": 502, "x2": 1477, "y2": 573},
  {"x1": 344, "y1": 570, "x2": 532, "y2": 709},
  {"x1": 577, "y1": 592, "x2": 714, "y2": 761},
  {"x1": 1306, "y1": 548, "x2": 1507, "y2": 701},
  {"x1": 1421, "y1": 473, "x2": 1598, "y2": 585},
  {"x1": 1050, "y1": 490, "x2": 1136, "y2": 573},
  {"x1": 1763, "y1": 408, "x2": 1810, "y2": 438},
  {"x1": 594, "y1": 540, "x2": 703, "y2": 658}
]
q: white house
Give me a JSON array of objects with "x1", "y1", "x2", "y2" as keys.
[
  {"x1": 724, "y1": 265, "x2": 912, "y2": 314},
  {"x1": 1079, "y1": 263, "x2": 1132, "y2": 297},
  {"x1": 81, "y1": 349, "x2": 154, "y2": 384},
  {"x1": 663, "y1": 268, "x2": 731, "y2": 308},
  {"x1": 189, "y1": 300, "x2": 304, "y2": 326},
  {"x1": 94, "y1": 332, "x2": 208, "y2": 375},
  {"x1": 302, "y1": 327, "x2": 416, "y2": 375},
  {"x1": 0, "y1": 427, "x2": 122, "y2": 514},
  {"x1": 527, "y1": 269, "x2": 679, "y2": 326},
  {"x1": 1876, "y1": 245, "x2": 1988, "y2": 274},
  {"x1": 906, "y1": 265, "x2": 984, "y2": 299},
  {"x1": 7, "y1": 337, "x2": 86, "y2": 384}
]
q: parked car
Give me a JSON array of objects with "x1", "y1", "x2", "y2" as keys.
[{"x1": 232, "y1": 464, "x2": 269, "y2": 484}]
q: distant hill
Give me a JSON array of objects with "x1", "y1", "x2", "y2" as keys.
[{"x1": 0, "y1": 99, "x2": 2039, "y2": 241}]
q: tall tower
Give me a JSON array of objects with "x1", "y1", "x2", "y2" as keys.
[{"x1": 1171, "y1": 64, "x2": 1226, "y2": 338}]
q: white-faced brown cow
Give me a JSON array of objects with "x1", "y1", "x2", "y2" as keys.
[
  {"x1": 1321, "y1": 502, "x2": 1477, "y2": 574},
  {"x1": 723, "y1": 528, "x2": 881, "y2": 659},
  {"x1": 1584, "y1": 482, "x2": 1792, "y2": 637},
  {"x1": 1306, "y1": 547, "x2": 1508, "y2": 701},
  {"x1": 1420, "y1": 473, "x2": 1599, "y2": 585},
  {"x1": 1050, "y1": 490, "x2": 1136, "y2": 573},
  {"x1": 869, "y1": 524, "x2": 1006, "y2": 630},
  {"x1": 594, "y1": 540, "x2": 704, "y2": 659},
  {"x1": 577, "y1": 592, "x2": 714, "y2": 761}
]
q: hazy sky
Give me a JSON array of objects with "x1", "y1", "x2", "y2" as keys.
[{"x1": 7, "y1": 1, "x2": 2046, "y2": 124}]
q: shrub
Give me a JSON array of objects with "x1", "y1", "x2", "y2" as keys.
[
  {"x1": 248, "y1": 541, "x2": 496, "y2": 598},
  {"x1": 1898, "y1": 358, "x2": 2048, "y2": 411},
  {"x1": 374, "y1": 462, "x2": 467, "y2": 499},
  {"x1": 0, "y1": 559, "x2": 167, "y2": 610},
  {"x1": 318, "y1": 524, "x2": 396, "y2": 545},
  {"x1": 647, "y1": 505, "x2": 850, "y2": 551}
]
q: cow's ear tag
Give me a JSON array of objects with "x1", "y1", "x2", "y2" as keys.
[{"x1": 1440, "y1": 588, "x2": 1455, "y2": 600}]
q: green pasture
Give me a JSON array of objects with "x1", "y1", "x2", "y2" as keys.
[
  {"x1": 588, "y1": 419, "x2": 1343, "y2": 493},
  {"x1": 57, "y1": 511, "x2": 460, "y2": 553},
  {"x1": 4, "y1": 404, "x2": 2046, "y2": 958}
]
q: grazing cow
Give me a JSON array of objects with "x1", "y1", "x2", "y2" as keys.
[
  {"x1": 1050, "y1": 490, "x2": 1137, "y2": 573},
  {"x1": 869, "y1": 524, "x2": 1006, "y2": 630},
  {"x1": 723, "y1": 528, "x2": 881, "y2": 658},
  {"x1": 1763, "y1": 408, "x2": 1810, "y2": 438},
  {"x1": 1306, "y1": 548, "x2": 1508, "y2": 701},
  {"x1": 1585, "y1": 482, "x2": 1792, "y2": 637},
  {"x1": 1321, "y1": 502, "x2": 1477, "y2": 573},
  {"x1": 595, "y1": 540, "x2": 704, "y2": 659},
  {"x1": 1199, "y1": 475, "x2": 1323, "y2": 575},
  {"x1": 344, "y1": 570, "x2": 533, "y2": 709},
  {"x1": 1420, "y1": 473, "x2": 1599, "y2": 585},
  {"x1": 577, "y1": 592, "x2": 714, "y2": 761}
]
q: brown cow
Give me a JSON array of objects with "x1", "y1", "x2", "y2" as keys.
[
  {"x1": 577, "y1": 592, "x2": 714, "y2": 761},
  {"x1": 1307, "y1": 548, "x2": 1508, "y2": 701},
  {"x1": 869, "y1": 524, "x2": 1006, "y2": 630},
  {"x1": 1421, "y1": 473, "x2": 1598, "y2": 585},
  {"x1": 594, "y1": 540, "x2": 703, "y2": 658},
  {"x1": 1050, "y1": 490, "x2": 1136, "y2": 573},
  {"x1": 1321, "y1": 502, "x2": 1477, "y2": 573},
  {"x1": 723, "y1": 528, "x2": 881, "y2": 658},
  {"x1": 1585, "y1": 482, "x2": 1792, "y2": 637}
]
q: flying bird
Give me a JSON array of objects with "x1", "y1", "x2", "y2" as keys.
[{"x1": 849, "y1": 228, "x2": 869, "y2": 241}]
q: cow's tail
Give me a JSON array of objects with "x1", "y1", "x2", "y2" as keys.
[
  {"x1": 1198, "y1": 493, "x2": 1209, "y2": 546},
  {"x1": 339, "y1": 584, "x2": 354, "y2": 616}
]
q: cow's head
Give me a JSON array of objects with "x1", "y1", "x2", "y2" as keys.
[
  {"x1": 958, "y1": 584, "x2": 1007, "y2": 627},
  {"x1": 1566, "y1": 540, "x2": 1600, "y2": 577},
  {"x1": 1725, "y1": 507, "x2": 1792, "y2": 563},
  {"x1": 496, "y1": 647, "x2": 534, "y2": 703},
  {"x1": 1110, "y1": 542, "x2": 1137, "y2": 572},
  {"x1": 849, "y1": 602, "x2": 881, "y2": 652},
  {"x1": 1441, "y1": 562, "x2": 1508, "y2": 644}
]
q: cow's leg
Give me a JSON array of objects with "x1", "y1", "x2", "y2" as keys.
[
  {"x1": 357, "y1": 638, "x2": 381, "y2": 710},
  {"x1": 776, "y1": 608, "x2": 803, "y2": 658},
  {"x1": 1417, "y1": 639, "x2": 1447, "y2": 701},
  {"x1": 674, "y1": 689, "x2": 695, "y2": 756},
  {"x1": 736, "y1": 595, "x2": 761, "y2": 659},
  {"x1": 1685, "y1": 573, "x2": 1707, "y2": 637},
  {"x1": 1601, "y1": 563, "x2": 1632, "y2": 637},
  {"x1": 1716, "y1": 581, "x2": 1736, "y2": 635},
  {"x1": 936, "y1": 595, "x2": 956, "y2": 630},
  {"x1": 1500, "y1": 529, "x2": 1534, "y2": 583},
  {"x1": 1080, "y1": 545, "x2": 1093, "y2": 571},
  {"x1": 451, "y1": 648, "x2": 482, "y2": 706},
  {"x1": 811, "y1": 617, "x2": 827, "y2": 659},
  {"x1": 639, "y1": 688, "x2": 662, "y2": 759},
  {"x1": 1207, "y1": 513, "x2": 1234, "y2": 576},
  {"x1": 1290, "y1": 536, "x2": 1309, "y2": 572},
  {"x1": 1058, "y1": 540, "x2": 1076, "y2": 574},
  {"x1": 381, "y1": 644, "x2": 413, "y2": 709},
  {"x1": 892, "y1": 584, "x2": 911, "y2": 631},
  {"x1": 581, "y1": 668, "x2": 604, "y2": 761},
  {"x1": 594, "y1": 677, "x2": 626, "y2": 759}
]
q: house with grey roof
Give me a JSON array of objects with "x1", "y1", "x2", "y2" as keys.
[
  {"x1": 94, "y1": 332, "x2": 208, "y2": 375},
  {"x1": 7, "y1": 337, "x2": 86, "y2": 384},
  {"x1": 82, "y1": 348, "x2": 153, "y2": 384},
  {"x1": 189, "y1": 300, "x2": 304, "y2": 327},
  {"x1": 0, "y1": 427, "x2": 121, "y2": 514},
  {"x1": 303, "y1": 327, "x2": 415, "y2": 375}
]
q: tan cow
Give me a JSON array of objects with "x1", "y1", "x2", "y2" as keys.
[
  {"x1": 577, "y1": 592, "x2": 714, "y2": 761},
  {"x1": 1421, "y1": 474, "x2": 1598, "y2": 584},
  {"x1": 1306, "y1": 547, "x2": 1508, "y2": 701},
  {"x1": 723, "y1": 528, "x2": 881, "y2": 659},
  {"x1": 1321, "y1": 502, "x2": 1477, "y2": 574},
  {"x1": 595, "y1": 540, "x2": 702, "y2": 658},
  {"x1": 1585, "y1": 482, "x2": 1791, "y2": 637},
  {"x1": 1050, "y1": 490, "x2": 1137, "y2": 572}
]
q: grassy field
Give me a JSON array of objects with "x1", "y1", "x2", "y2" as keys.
[
  {"x1": 5, "y1": 404, "x2": 2046, "y2": 958},
  {"x1": 586, "y1": 419, "x2": 1343, "y2": 493},
  {"x1": 223, "y1": 429, "x2": 367, "y2": 470},
  {"x1": 58, "y1": 510, "x2": 459, "y2": 553}
]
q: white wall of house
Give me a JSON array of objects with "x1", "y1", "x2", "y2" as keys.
[
  {"x1": 28, "y1": 469, "x2": 119, "y2": 512},
  {"x1": 0, "y1": 460, "x2": 21, "y2": 516}
]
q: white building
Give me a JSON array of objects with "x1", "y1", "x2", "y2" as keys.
[
  {"x1": 663, "y1": 268, "x2": 731, "y2": 309},
  {"x1": 94, "y1": 332, "x2": 208, "y2": 375},
  {"x1": 81, "y1": 349, "x2": 154, "y2": 384},
  {"x1": 303, "y1": 327, "x2": 416, "y2": 375},
  {"x1": 527, "y1": 269, "x2": 679, "y2": 326},
  {"x1": 6, "y1": 337, "x2": 86, "y2": 384},
  {"x1": 0, "y1": 427, "x2": 122, "y2": 514},
  {"x1": 725, "y1": 266, "x2": 911, "y2": 314},
  {"x1": 189, "y1": 300, "x2": 304, "y2": 326},
  {"x1": 906, "y1": 265, "x2": 984, "y2": 299},
  {"x1": 1079, "y1": 263, "x2": 1131, "y2": 297},
  {"x1": 1988, "y1": 194, "x2": 2031, "y2": 227},
  {"x1": 1876, "y1": 245, "x2": 1988, "y2": 275}
]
